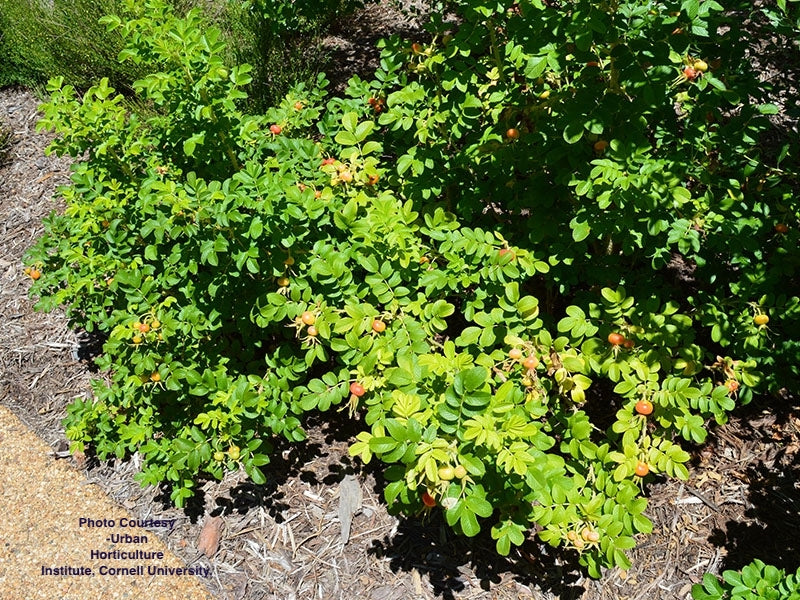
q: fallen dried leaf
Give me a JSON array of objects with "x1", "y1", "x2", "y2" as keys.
[
  {"x1": 338, "y1": 474, "x2": 362, "y2": 546},
  {"x1": 197, "y1": 515, "x2": 223, "y2": 558},
  {"x1": 412, "y1": 568, "x2": 423, "y2": 595}
]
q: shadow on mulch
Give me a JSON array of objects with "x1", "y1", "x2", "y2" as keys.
[
  {"x1": 368, "y1": 515, "x2": 587, "y2": 600},
  {"x1": 72, "y1": 329, "x2": 106, "y2": 367},
  {"x1": 359, "y1": 389, "x2": 800, "y2": 599},
  {"x1": 717, "y1": 458, "x2": 800, "y2": 572},
  {"x1": 322, "y1": 0, "x2": 435, "y2": 94},
  {"x1": 709, "y1": 391, "x2": 800, "y2": 573},
  {"x1": 149, "y1": 409, "x2": 357, "y2": 524},
  {"x1": 138, "y1": 401, "x2": 589, "y2": 598}
]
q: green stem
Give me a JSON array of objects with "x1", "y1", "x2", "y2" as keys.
[
  {"x1": 108, "y1": 148, "x2": 134, "y2": 179},
  {"x1": 199, "y1": 88, "x2": 242, "y2": 173},
  {"x1": 487, "y1": 19, "x2": 506, "y2": 82}
]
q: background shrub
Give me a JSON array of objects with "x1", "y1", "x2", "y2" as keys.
[
  {"x1": 352, "y1": 0, "x2": 800, "y2": 391},
  {"x1": 0, "y1": 0, "x2": 374, "y2": 109},
  {"x1": 206, "y1": 0, "x2": 342, "y2": 111},
  {"x1": 0, "y1": 0, "x2": 144, "y2": 92}
]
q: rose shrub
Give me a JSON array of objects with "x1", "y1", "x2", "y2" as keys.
[{"x1": 25, "y1": 0, "x2": 799, "y2": 579}]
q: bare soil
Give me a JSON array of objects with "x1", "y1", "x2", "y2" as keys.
[{"x1": 2, "y1": 2, "x2": 800, "y2": 599}]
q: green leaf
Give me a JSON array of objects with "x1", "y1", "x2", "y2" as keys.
[
  {"x1": 354, "y1": 121, "x2": 374, "y2": 141},
  {"x1": 505, "y1": 282, "x2": 520, "y2": 303},
  {"x1": 99, "y1": 14, "x2": 122, "y2": 31},
  {"x1": 362, "y1": 141, "x2": 382, "y2": 155},
  {"x1": 384, "y1": 418, "x2": 408, "y2": 442},
  {"x1": 335, "y1": 130, "x2": 359, "y2": 146},
  {"x1": 517, "y1": 296, "x2": 539, "y2": 319},
  {"x1": 673, "y1": 187, "x2": 691, "y2": 203},
  {"x1": 569, "y1": 217, "x2": 592, "y2": 242},
  {"x1": 460, "y1": 367, "x2": 488, "y2": 392},
  {"x1": 466, "y1": 495, "x2": 493, "y2": 518},
  {"x1": 248, "y1": 465, "x2": 266, "y2": 485},
  {"x1": 460, "y1": 508, "x2": 481, "y2": 537},
  {"x1": 702, "y1": 572, "x2": 725, "y2": 595},
  {"x1": 525, "y1": 55, "x2": 548, "y2": 79},
  {"x1": 763, "y1": 564, "x2": 782, "y2": 585},
  {"x1": 495, "y1": 532, "x2": 511, "y2": 556},
  {"x1": 563, "y1": 122, "x2": 584, "y2": 144},
  {"x1": 722, "y1": 570, "x2": 742, "y2": 588},
  {"x1": 384, "y1": 480, "x2": 405, "y2": 505},
  {"x1": 368, "y1": 436, "x2": 398, "y2": 454},
  {"x1": 682, "y1": 0, "x2": 700, "y2": 19},
  {"x1": 633, "y1": 513, "x2": 652, "y2": 534},
  {"x1": 183, "y1": 132, "x2": 205, "y2": 157},
  {"x1": 613, "y1": 549, "x2": 632, "y2": 570},
  {"x1": 342, "y1": 112, "x2": 358, "y2": 132},
  {"x1": 706, "y1": 76, "x2": 727, "y2": 91}
]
